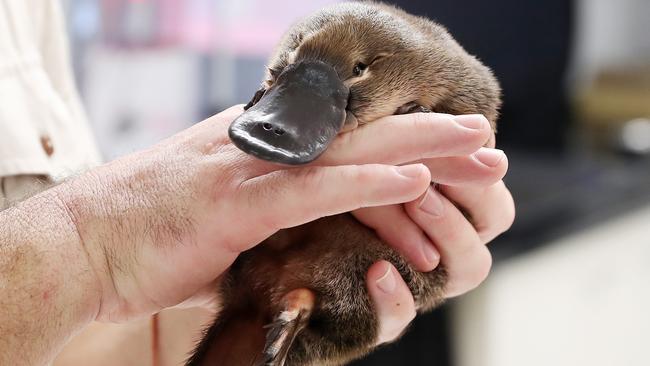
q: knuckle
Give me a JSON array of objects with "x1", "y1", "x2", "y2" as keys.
[
  {"x1": 493, "y1": 186, "x2": 516, "y2": 235},
  {"x1": 349, "y1": 166, "x2": 379, "y2": 207},
  {"x1": 348, "y1": 165, "x2": 376, "y2": 186},
  {"x1": 478, "y1": 183, "x2": 515, "y2": 242},
  {"x1": 407, "y1": 112, "x2": 429, "y2": 129},
  {"x1": 458, "y1": 130, "x2": 490, "y2": 151},
  {"x1": 449, "y1": 243, "x2": 492, "y2": 296},
  {"x1": 295, "y1": 166, "x2": 328, "y2": 190},
  {"x1": 502, "y1": 192, "x2": 516, "y2": 229},
  {"x1": 468, "y1": 247, "x2": 493, "y2": 289},
  {"x1": 327, "y1": 129, "x2": 354, "y2": 155},
  {"x1": 409, "y1": 113, "x2": 453, "y2": 136}
]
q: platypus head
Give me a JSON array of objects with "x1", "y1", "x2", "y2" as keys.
[{"x1": 229, "y1": 3, "x2": 500, "y2": 165}]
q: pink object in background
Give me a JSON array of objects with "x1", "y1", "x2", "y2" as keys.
[
  {"x1": 210, "y1": 0, "x2": 340, "y2": 56},
  {"x1": 99, "y1": 0, "x2": 340, "y2": 54}
]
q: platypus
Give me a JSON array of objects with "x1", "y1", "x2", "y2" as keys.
[{"x1": 188, "y1": 2, "x2": 500, "y2": 365}]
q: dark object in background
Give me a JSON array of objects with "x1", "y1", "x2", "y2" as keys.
[
  {"x1": 389, "y1": 0, "x2": 574, "y2": 153},
  {"x1": 351, "y1": 1, "x2": 575, "y2": 366}
]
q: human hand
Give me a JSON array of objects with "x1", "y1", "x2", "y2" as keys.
[
  {"x1": 349, "y1": 114, "x2": 514, "y2": 343},
  {"x1": 54, "y1": 106, "x2": 494, "y2": 324}
]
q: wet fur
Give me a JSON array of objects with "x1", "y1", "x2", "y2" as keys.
[{"x1": 189, "y1": 2, "x2": 500, "y2": 365}]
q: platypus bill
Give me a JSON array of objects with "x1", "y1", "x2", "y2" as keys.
[{"x1": 188, "y1": 2, "x2": 501, "y2": 365}]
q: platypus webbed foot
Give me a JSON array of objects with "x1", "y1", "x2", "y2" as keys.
[{"x1": 263, "y1": 288, "x2": 316, "y2": 366}]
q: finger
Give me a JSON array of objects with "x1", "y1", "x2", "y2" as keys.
[
  {"x1": 353, "y1": 205, "x2": 440, "y2": 272},
  {"x1": 352, "y1": 148, "x2": 506, "y2": 270},
  {"x1": 366, "y1": 261, "x2": 416, "y2": 345},
  {"x1": 417, "y1": 148, "x2": 507, "y2": 187},
  {"x1": 233, "y1": 163, "x2": 431, "y2": 251},
  {"x1": 318, "y1": 114, "x2": 492, "y2": 166},
  {"x1": 404, "y1": 186, "x2": 492, "y2": 298},
  {"x1": 439, "y1": 180, "x2": 515, "y2": 244},
  {"x1": 485, "y1": 129, "x2": 496, "y2": 148},
  {"x1": 215, "y1": 104, "x2": 246, "y2": 119},
  {"x1": 246, "y1": 145, "x2": 506, "y2": 186}
]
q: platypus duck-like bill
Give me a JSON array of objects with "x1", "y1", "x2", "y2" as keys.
[{"x1": 228, "y1": 60, "x2": 352, "y2": 165}]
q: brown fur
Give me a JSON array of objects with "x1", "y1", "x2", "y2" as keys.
[
  {"x1": 263, "y1": 1, "x2": 500, "y2": 127},
  {"x1": 190, "y1": 216, "x2": 448, "y2": 366},
  {"x1": 189, "y1": 2, "x2": 500, "y2": 365}
]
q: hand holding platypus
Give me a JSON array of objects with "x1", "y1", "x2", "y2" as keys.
[
  {"x1": 189, "y1": 2, "x2": 505, "y2": 366},
  {"x1": 0, "y1": 2, "x2": 513, "y2": 365}
]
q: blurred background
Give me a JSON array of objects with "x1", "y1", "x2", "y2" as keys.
[{"x1": 59, "y1": 0, "x2": 650, "y2": 365}]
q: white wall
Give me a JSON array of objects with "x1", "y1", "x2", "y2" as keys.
[{"x1": 453, "y1": 204, "x2": 650, "y2": 366}]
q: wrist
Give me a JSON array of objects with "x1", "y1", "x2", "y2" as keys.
[
  {"x1": 52, "y1": 172, "x2": 124, "y2": 321},
  {"x1": 49, "y1": 183, "x2": 104, "y2": 322},
  {"x1": 56, "y1": 163, "x2": 177, "y2": 321}
]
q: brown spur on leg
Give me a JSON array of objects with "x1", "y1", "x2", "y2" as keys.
[{"x1": 187, "y1": 2, "x2": 501, "y2": 366}]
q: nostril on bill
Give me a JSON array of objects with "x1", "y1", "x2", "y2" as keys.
[{"x1": 260, "y1": 122, "x2": 285, "y2": 136}]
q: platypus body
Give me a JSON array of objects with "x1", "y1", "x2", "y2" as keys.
[{"x1": 188, "y1": 2, "x2": 500, "y2": 365}]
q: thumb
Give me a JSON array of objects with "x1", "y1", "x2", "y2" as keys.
[
  {"x1": 234, "y1": 163, "x2": 431, "y2": 250},
  {"x1": 366, "y1": 261, "x2": 416, "y2": 345}
]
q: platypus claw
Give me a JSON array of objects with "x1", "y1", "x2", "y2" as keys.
[
  {"x1": 245, "y1": 87, "x2": 267, "y2": 110},
  {"x1": 395, "y1": 102, "x2": 432, "y2": 115},
  {"x1": 262, "y1": 288, "x2": 316, "y2": 366}
]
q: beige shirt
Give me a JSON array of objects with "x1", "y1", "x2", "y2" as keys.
[{"x1": 0, "y1": 0, "x2": 101, "y2": 182}]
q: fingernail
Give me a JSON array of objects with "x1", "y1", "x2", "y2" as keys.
[
  {"x1": 454, "y1": 114, "x2": 487, "y2": 130},
  {"x1": 376, "y1": 263, "x2": 396, "y2": 294},
  {"x1": 395, "y1": 164, "x2": 425, "y2": 179},
  {"x1": 421, "y1": 242, "x2": 440, "y2": 268},
  {"x1": 418, "y1": 187, "x2": 444, "y2": 217},
  {"x1": 473, "y1": 148, "x2": 505, "y2": 167}
]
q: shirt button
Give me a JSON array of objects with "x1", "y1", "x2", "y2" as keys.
[{"x1": 40, "y1": 136, "x2": 54, "y2": 157}]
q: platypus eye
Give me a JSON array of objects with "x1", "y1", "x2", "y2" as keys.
[{"x1": 352, "y1": 62, "x2": 368, "y2": 77}]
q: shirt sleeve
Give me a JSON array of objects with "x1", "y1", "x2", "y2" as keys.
[{"x1": 0, "y1": 0, "x2": 101, "y2": 180}]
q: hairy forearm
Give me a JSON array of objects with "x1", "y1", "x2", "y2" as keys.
[{"x1": 0, "y1": 188, "x2": 100, "y2": 365}]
